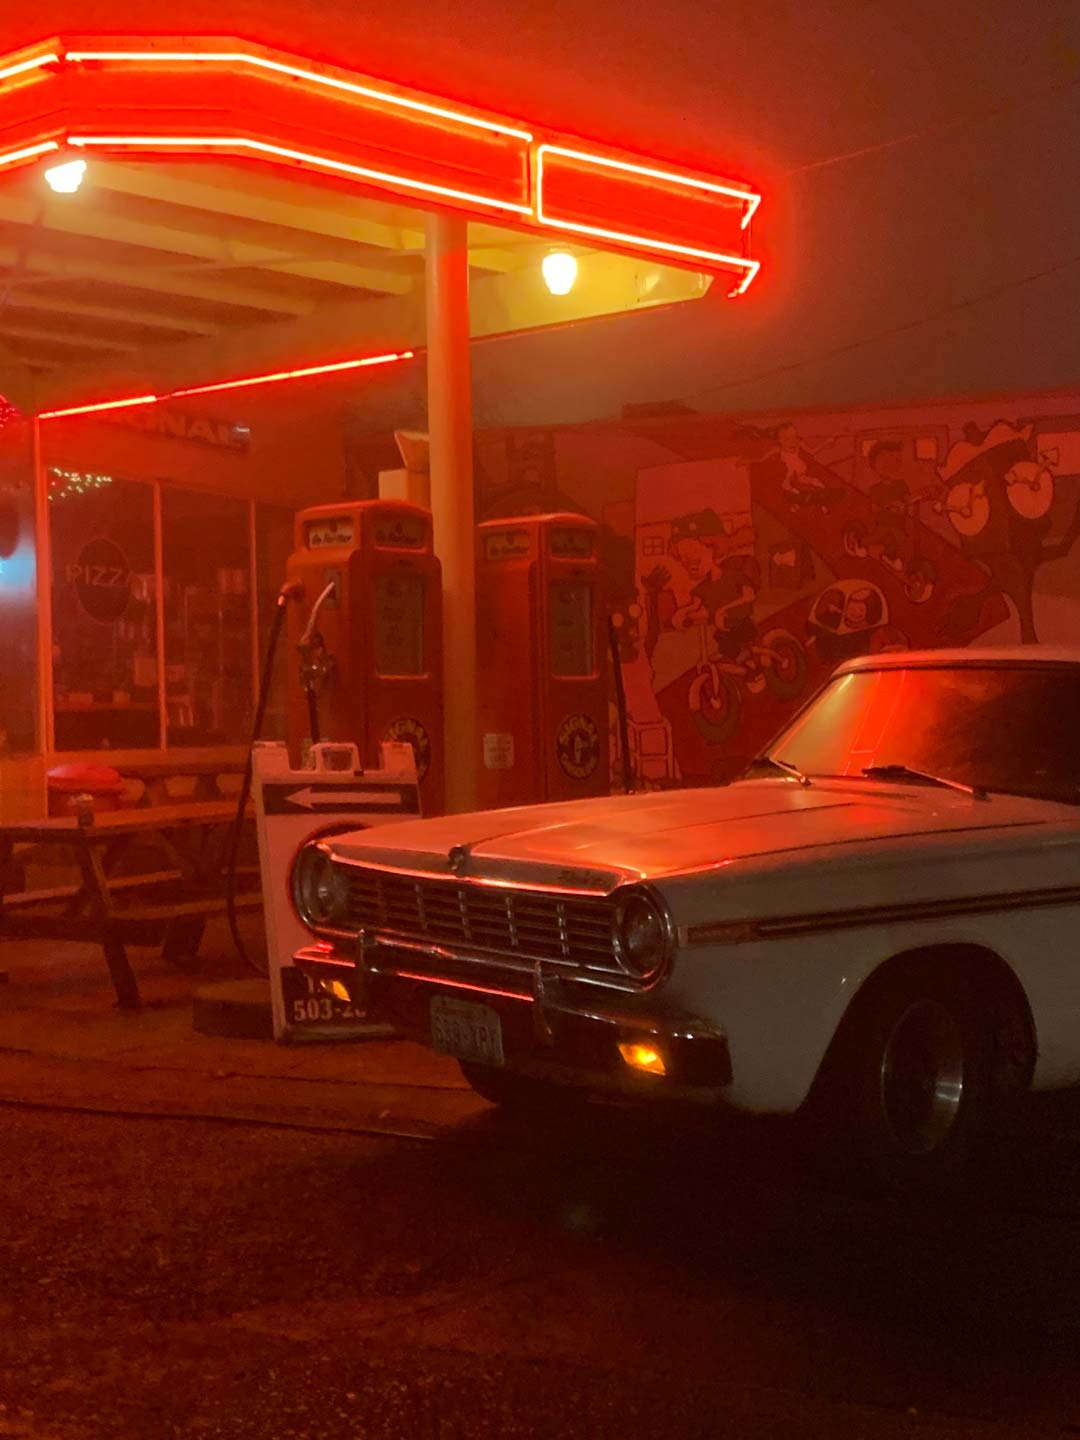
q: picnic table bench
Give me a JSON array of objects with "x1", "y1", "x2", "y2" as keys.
[{"x1": 0, "y1": 802, "x2": 262, "y2": 1011}]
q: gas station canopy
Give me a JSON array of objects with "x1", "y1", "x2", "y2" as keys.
[
  {"x1": 0, "y1": 36, "x2": 761, "y2": 417},
  {"x1": 0, "y1": 34, "x2": 764, "y2": 816}
]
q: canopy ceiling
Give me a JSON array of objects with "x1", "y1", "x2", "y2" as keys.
[{"x1": 0, "y1": 37, "x2": 760, "y2": 416}]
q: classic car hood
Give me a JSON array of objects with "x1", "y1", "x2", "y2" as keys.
[{"x1": 331, "y1": 779, "x2": 1052, "y2": 892}]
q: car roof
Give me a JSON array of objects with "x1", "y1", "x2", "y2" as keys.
[{"x1": 838, "y1": 646, "x2": 1080, "y2": 675}]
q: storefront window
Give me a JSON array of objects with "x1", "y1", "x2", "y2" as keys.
[
  {"x1": 42, "y1": 465, "x2": 295, "y2": 756},
  {"x1": 0, "y1": 422, "x2": 38, "y2": 756},
  {"x1": 162, "y1": 489, "x2": 253, "y2": 748},
  {"x1": 50, "y1": 469, "x2": 158, "y2": 752}
]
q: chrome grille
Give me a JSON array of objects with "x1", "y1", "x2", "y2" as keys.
[{"x1": 343, "y1": 865, "x2": 620, "y2": 973}]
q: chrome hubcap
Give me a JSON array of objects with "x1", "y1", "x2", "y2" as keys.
[{"x1": 879, "y1": 1000, "x2": 965, "y2": 1154}]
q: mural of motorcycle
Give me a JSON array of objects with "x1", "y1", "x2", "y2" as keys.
[
  {"x1": 688, "y1": 616, "x2": 808, "y2": 744},
  {"x1": 842, "y1": 487, "x2": 940, "y2": 605},
  {"x1": 807, "y1": 579, "x2": 908, "y2": 666}
]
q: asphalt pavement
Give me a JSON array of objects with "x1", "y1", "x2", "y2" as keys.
[{"x1": 3, "y1": 929, "x2": 1080, "y2": 1438}]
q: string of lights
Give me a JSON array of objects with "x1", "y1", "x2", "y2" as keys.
[{"x1": 47, "y1": 466, "x2": 115, "y2": 502}]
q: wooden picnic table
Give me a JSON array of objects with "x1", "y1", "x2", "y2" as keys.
[
  {"x1": 0, "y1": 801, "x2": 261, "y2": 1011},
  {"x1": 112, "y1": 756, "x2": 246, "y2": 807}
]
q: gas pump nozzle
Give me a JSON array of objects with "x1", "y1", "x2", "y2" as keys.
[
  {"x1": 299, "y1": 579, "x2": 337, "y2": 645},
  {"x1": 297, "y1": 579, "x2": 338, "y2": 746}
]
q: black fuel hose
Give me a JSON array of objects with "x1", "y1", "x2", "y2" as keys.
[
  {"x1": 225, "y1": 581, "x2": 300, "y2": 973},
  {"x1": 608, "y1": 615, "x2": 634, "y2": 794}
]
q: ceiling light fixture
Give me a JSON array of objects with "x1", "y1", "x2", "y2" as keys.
[
  {"x1": 541, "y1": 251, "x2": 578, "y2": 295},
  {"x1": 43, "y1": 157, "x2": 87, "y2": 194}
]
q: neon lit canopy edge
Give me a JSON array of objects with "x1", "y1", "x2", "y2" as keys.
[
  {"x1": 0, "y1": 35, "x2": 760, "y2": 290},
  {"x1": 35, "y1": 351, "x2": 416, "y2": 419}
]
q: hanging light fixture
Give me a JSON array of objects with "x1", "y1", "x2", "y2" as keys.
[
  {"x1": 541, "y1": 250, "x2": 577, "y2": 295},
  {"x1": 43, "y1": 157, "x2": 87, "y2": 194}
]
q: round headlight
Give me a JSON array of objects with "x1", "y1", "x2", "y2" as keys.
[
  {"x1": 291, "y1": 844, "x2": 350, "y2": 929},
  {"x1": 613, "y1": 889, "x2": 671, "y2": 981}
]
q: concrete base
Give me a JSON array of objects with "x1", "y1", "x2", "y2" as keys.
[{"x1": 192, "y1": 978, "x2": 274, "y2": 1041}]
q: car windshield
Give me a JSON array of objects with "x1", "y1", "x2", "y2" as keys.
[{"x1": 766, "y1": 664, "x2": 1080, "y2": 804}]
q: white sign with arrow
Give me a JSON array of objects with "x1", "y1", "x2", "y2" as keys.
[
  {"x1": 283, "y1": 786, "x2": 406, "y2": 810},
  {"x1": 252, "y1": 739, "x2": 420, "y2": 1041}
]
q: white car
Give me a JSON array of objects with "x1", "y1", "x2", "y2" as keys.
[{"x1": 292, "y1": 648, "x2": 1080, "y2": 1187}]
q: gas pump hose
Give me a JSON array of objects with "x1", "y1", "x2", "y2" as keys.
[{"x1": 225, "y1": 579, "x2": 301, "y2": 973}]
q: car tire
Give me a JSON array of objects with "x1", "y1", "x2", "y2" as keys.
[
  {"x1": 809, "y1": 959, "x2": 998, "y2": 1195},
  {"x1": 459, "y1": 1061, "x2": 584, "y2": 1111}
]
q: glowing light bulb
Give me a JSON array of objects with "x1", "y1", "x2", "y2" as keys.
[
  {"x1": 541, "y1": 251, "x2": 577, "y2": 295},
  {"x1": 44, "y1": 158, "x2": 87, "y2": 194}
]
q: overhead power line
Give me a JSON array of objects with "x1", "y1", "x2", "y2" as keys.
[
  {"x1": 682, "y1": 249, "x2": 1080, "y2": 406},
  {"x1": 785, "y1": 70, "x2": 1080, "y2": 177}
]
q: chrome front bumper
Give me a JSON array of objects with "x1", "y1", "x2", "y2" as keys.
[{"x1": 293, "y1": 939, "x2": 732, "y2": 1096}]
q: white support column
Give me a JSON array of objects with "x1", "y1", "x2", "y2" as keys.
[
  {"x1": 425, "y1": 213, "x2": 476, "y2": 813},
  {"x1": 153, "y1": 482, "x2": 167, "y2": 751},
  {"x1": 31, "y1": 419, "x2": 54, "y2": 760}
]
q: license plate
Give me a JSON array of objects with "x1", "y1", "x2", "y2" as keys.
[{"x1": 430, "y1": 995, "x2": 504, "y2": 1066}]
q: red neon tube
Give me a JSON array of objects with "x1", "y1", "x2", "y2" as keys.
[
  {"x1": 535, "y1": 142, "x2": 759, "y2": 290},
  {"x1": 35, "y1": 351, "x2": 414, "y2": 420},
  {"x1": 0, "y1": 53, "x2": 60, "y2": 85},
  {"x1": 63, "y1": 48, "x2": 534, "y2": 141},
  {"x1": 0, "y1": 140, "x2": 59, "y2": 169},
  {"x1": 37, "y1": 394, "x2": 158, "y2": 420},
  {"x1": 67, "y1": 135, "x2": 533, "y2": 216},
  {"x1": 169, "y1": 351, "x2": 414, "y2": 398},
  {"x1": 0, "y1": 37, "x2": 761, "y2": 292}
]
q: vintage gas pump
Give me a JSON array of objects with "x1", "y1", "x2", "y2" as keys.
[
  {"x1": 286, "y1": 499, "x2": 444, "y2": 814},
  {"x1": 476, "y1": 512, "x2": 607, "y2": 809}
]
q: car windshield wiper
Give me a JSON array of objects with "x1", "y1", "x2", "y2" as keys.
[
  {"x1": 861, "y1": 764, "x2": 988, "y2": 800},
  {"x1": 745, "y1": 756, "x2": 812, "y2": 788}
]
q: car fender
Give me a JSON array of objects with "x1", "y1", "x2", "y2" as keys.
[
  {"x1": 672, "y1": 931, "x2": 890, "y2": 1113},
  {"x1": 672, "y1": 904, "x2": 1057, "y2": 1113}
]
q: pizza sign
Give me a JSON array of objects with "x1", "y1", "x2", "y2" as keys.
[{"x1": 66, "y1": 538, "x2": 132, "y2": 623}]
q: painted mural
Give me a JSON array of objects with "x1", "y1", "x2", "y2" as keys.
[{"x1": 474, "y1": 394, "x2": 1080, "y2": 789}]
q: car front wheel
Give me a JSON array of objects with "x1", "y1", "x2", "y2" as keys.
[{"x1": 811, "y1": 960, "x2": 999, "y2": 1193}]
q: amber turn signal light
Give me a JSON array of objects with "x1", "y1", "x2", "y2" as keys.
[{"x1": 618, "y1": 1040, "x2": 667, "y2": 1077}]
